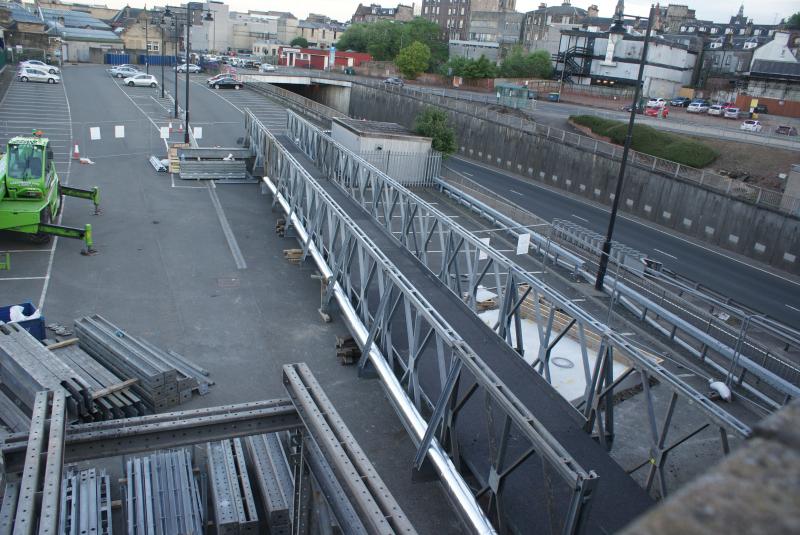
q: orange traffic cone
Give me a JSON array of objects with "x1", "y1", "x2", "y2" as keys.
[
  {"x1": 168, "y1": 122, "x2": 173, "y2": 133},
  {"x1": 72, "y1": 143, "x2": 80, "y2": 160},
  {"x1": 178, "y1": 123, "x2": 183, "y2": 133}
]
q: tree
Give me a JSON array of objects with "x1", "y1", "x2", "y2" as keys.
[
  {"x1": 396, "y1": 41, "x2": 431, "y2": 79},
  {"x1": 335, "y1": 17, "x2": 446, "y2": 69},
  {"x1": 414, "y1": 107, "x2": 457, "y2": 156},
  {"x1": 499, "y1": 47, "x2": 553, "y2": 79},
  {"x1": 443, "y1": 55, "x2": 497, "y2": 79},
  {"x1": 786, "y1": 12, "x2": 800, "y2": 29},
  {"x1": 290, "y1": 36, "x2": 309, "y2": 48}
]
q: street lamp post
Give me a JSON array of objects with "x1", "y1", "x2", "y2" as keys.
[
  {"x1": 160, "y1": 16, "x2": 165, "y2": 99},
  {"x1": 144, "y1": 11, "x2": 149, "y2": 74},
  {"x1": 594, "y1": 5, "x2": 655, "y2": 291}
]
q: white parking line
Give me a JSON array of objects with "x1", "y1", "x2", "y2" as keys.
[
  {"x1": 653, "y1": 248, "x2": 678, "y2": 260},
  {"x1": 0, "y1": 276, "x2": 48, "y2": 281},
  {"x1": 787, "y1": 304, "x2": 800, "y2": 313},
  {"x1": 571, "y1": 214, "x2": 589, "y2": 223}
]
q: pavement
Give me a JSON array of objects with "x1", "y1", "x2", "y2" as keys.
[
  {"x1": 443, "y1": 158, "x2": 800, "y2": 330},
  {"x1": 0, "y1": 65, "x2": 462, "y2": 534}
]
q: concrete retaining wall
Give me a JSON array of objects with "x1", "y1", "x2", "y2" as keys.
[{"x1": 349, "y1": 84, "x2": 800, "y2": 275}]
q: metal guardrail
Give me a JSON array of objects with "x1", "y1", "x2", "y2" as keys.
[{"x1": 360, "y1": 149, "x2": 441, "y2": 187}]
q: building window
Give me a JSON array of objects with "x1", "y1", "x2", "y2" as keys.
[
  {"x1": 710, "y1": 28, "x2": 718, "y2": 34},
  {"x1": 146, "y1": 41, "x2": 159, "y2": 52}
]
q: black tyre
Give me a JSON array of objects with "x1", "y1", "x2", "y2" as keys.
[
  {"x1": 150, "y1": 82, "x2": 157, "y2": 88},
  {"x1": 21, "y1": 76, "x2": 28, "y2": 82},
  {"x1": 214, "y1": 84, "x2": 220, "y2": 89},
  {"x1": 128, "y1": 81, "x2": 135, "y2": 86},
  {"x1": 117, "y1": 73, "x2": 123, "y2": 78},
  {"x1": 234, "y1": 85, "x2": 240, "y2": 90},
  {"x1": 49, "y1": 69, "x2": 56, "y2": 74},
  {"x1": 31, "y1": 207, "x2": 53, "y2": 244},
  {"x1": 48, "y1": 78, "x2": 55, "y2": 84}
]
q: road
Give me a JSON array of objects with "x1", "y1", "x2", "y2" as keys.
[{"x1": 444, "y1": 157, "x2": 800, "y2": 330}]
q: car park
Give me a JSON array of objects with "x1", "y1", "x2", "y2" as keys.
[
  {"x1": 20, "y1": 60, "x2": 59, "y2": 74},
  {"x1": 723, "y1": 107, "x2": 740, "y2": 119},
  {"x1": 208, "y1": 76, "x2": 242, "y2": 89},
  {"x1": 670, "y1": 96, "x2": 691, "y2": 107},
  {"x1": 740, "y1": 119, "x2": 762, "y2": 132},
  {"x1": 686, "y1": 100, "x2": 710, "y2": 113},
  {"x1": 383, "y1": 77, "x2": 404, "y2": 87},
  {"x1": 124, "y1": 73, "x2": 158, "y2": 87},
  {"x1": 644, "y1": 106, "x2": 668, "y2": 118},
  {"x1": 775, "y1": 125, "x2": 798, "y2": 136},
  {"x1": 110, "y1": 66, "x2": 140, "y2": 78},
  {"x1": 707, "y1": 105, "x2": 724, "y2": 116},
  {"x1": 175, "y1": 63, "x2": 201, "y2": 73},
  {"x1": 17, "y1": 67, "x2": 60, "y2": 84},
  {"x1": 646, "y1": 97, "x2": 666, "y2": 108}
]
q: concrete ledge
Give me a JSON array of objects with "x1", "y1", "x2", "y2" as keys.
[{"x1": 622, "y1": 401, "x2": 800, "y2": 535}]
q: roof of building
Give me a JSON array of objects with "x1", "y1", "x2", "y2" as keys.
[
  {"x1": 353, "y1": 3, "x2": 409, "y2": 18},
  {"x1": 298, "y1": 19, "x2": 346, "y2": 31},
  {"x1": 40, "y1": 7, "x2": 110, "y2": 29},
  {"x1": 0, "y1": 2, "x2": 45, "y2": 24},
  {"x1": 333, "y1": 117, "x2": 424, "y2": 138},
  {"x1": 48, "y1": 21, "x2": 121, "y2": 42},
  {"x1": 526, "y1": 2, "x2": 587, "y2": 17},
  {"x1": 749, "y1": 59, "x2": 800, "y2": 79}
]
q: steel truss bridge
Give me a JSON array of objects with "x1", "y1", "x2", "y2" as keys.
[{"x1": 243, "y1": 108, "x2": 757, "y2": 534}]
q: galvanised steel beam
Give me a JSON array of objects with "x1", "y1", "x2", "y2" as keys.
[
  {"x1": 248, "y1": 110, "x2": 598, "y2": 534},
  {"x1": 283, "y1": 109, "x2": 752, "y2": 496},
  {"x1": 2, "y1": 399, "x2": 301, "y2": 473}
]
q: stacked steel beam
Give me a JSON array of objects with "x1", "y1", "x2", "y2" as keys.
[
  {"x1": 245, "y1": 434, "x2": 293, "y2": 535},
  {"x1": 75, "y1": 315, "x2": 212, "y2": 411},
  {"x1": 124, "y1": 449, "x2": 204, "y2": 535},
  {"x1": 58, "y1": 468, "x2": 113, "y2": 534},
  {"x1": 207, "y1": 438, "x2": 260, "y2": 533}
]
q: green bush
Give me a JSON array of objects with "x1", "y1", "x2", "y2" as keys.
[{"x1": 569, "y1": 115, "x2": 717, "y2": 168}]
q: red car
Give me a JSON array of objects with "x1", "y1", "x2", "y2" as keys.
[{"x1": 644, "y1": 106, "x2": 668, "y2": 118}]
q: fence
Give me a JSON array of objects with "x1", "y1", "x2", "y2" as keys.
[
  {"x1": 360, "y1": 149, "x2": 441, "y2": 187},
  {"x1": 4, "y1": 47, "x2": 45, "y2": 64},
  {"x1": 361, "y1": 79, "x2": 800, "y2": 217}
]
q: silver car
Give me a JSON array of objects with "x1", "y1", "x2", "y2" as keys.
[
  {"x1": 21, "y1": 60, "x2": 60, "y2": 74},
  {"x1": 18, "y1": 67, "x2": 61, "y2": 84},
  {"x1": 110, "y1": 66, "x2": 140, "y2": 78}
]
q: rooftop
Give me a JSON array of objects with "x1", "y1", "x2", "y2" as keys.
[{"x1": 333, "y1": 117, "x2": 427, "y2": 139}]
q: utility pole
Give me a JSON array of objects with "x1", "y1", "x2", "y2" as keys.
[
  {"x1": 144, "y1": 7, "x2": 149, "y2": 75},
  {"x1": 160, "y1": 13, "x2": 165, "y2": 99},
  {"x1": 595, "y1": 5, "x2": 655, "y2": 291}
]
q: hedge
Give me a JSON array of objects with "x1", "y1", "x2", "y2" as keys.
[{"x1": 569, "y1": 115, "x2": 718, "y2": 168}]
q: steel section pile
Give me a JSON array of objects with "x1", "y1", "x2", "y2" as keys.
[
  {"x1": 58, "y1": 468, "x2": 113, "y2": 535},
  {"x1": 124, "y1": 449, "x2": 204, "y2": 534},
  {"x1": 245, "y1": 434, "x2": 293, "y2": 534},
  {"x1": 207, "y1": 438, "x2": 259, "y2": 533}
]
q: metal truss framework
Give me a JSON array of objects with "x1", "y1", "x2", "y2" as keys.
[
  {"x1": 275, "y1": 110, "x2": 753, "y2": 499},
  {"x1": 247, "y1": 111, "x2": 598, "y2": 534},
  {"x1": 1, "y1": 365, "x2": 412, "y2": 535}
]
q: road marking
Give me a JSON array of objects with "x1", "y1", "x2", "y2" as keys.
[
  {"x1": 207, "y1": 182, "x2": 247, "y2": 270},
  {"x1": 450, "y1": 156, "x2": 800, "y2": 288},
  {"x1": 653, "y1": 248, "x2": 678, "y2": 260},
  {"x1": 509, "y1": 189, "x2": 524, "y2": 196},
  {"x1": 463, "y1": 172, "x2": 473, "y2": 177},
  {"x1": 787, "y1": 304, "x2": 800, "y2": 313},
  {"x1": 571, "y1": 298, "x2": 586, "y2": 302},
  {"x1": 620, "y1": 332, "x2": 636, "y2": 336},
  {"x1": 571, "y1": 214, "x2": 589, "y2": 223},
  {"x1": 0, "y1": 276, "x2": 48, "y2": 281}
]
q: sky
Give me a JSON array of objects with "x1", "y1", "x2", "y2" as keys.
[{"x1": 104, "y1": 1, "x2": 798, "y2": 26}]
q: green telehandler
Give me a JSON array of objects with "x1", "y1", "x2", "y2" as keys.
[{"x1": 0, "y1": 131, "x2": 99, "y2": 254}]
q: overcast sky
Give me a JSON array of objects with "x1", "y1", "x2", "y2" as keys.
[{"x1": 113, "y1": 1, "x2": 798, "y2": 26}]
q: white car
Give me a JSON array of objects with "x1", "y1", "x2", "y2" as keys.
[
  {"x1": 21, "y1": 60, "x2": 60, "y2": 74},
  {"x1": 723, "y1": 107, "x2": 740, "y2": 119},
  {"x1": 18, "y1": 67, "x2": 60, "y2": 84},
  {"x1": 740, "y1": 119, "x2": 762, "y2": 132},
  {"x1": 646, "y1": 97, "x2": 666, "y2": 108},
  {"x1": 686, "y1": 101, "x2": 710, "y2": 113},
  {"x1": 110, "y1": 66, "x2": 140, "y2": 78},
  {"x1": 707, "y1": 105, "x2": 724, "y2": 116},
  {"x1": 175, "y1": 63, "x2": 201, "y2": 73},
  {"x1": 259, "y1": 63, "x2": 276, "y2": 72},
  {"x1": 124, "y1": 73, "x2": 159, "y2": 88}
]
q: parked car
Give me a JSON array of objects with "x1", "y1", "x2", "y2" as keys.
[
  {"x1": 775, "y1": 125, "x2": 799, "y2": 136},
  {"x1": 754, "y1": 104, "x2": 769, "y2": 114},
  {"x1": 175, "y1": 63, "x2": 201, "y2": 73},
  {"x1": 621, "y1": 103, "x2": 644, "y2": 114},
  {"x1": 209, "y1": 76, "x2": 242, "y2": 89},
  {"x1": 644, "y1": 106, "x2": 668, "y2": 118},
  {"x1": 21, "y1": 60, "x2": 59, "y2": 74},
  {"x1": 206, "y1": 73, "x2": 228, "y2": 85},
  {"x1": 110, "y1": 66, "x2": 140, "y2": 78},
  {"x1": 383, "y1": 77, "x2": 404, "y2": 87},
  {"x1": 259, "y1": 63, "x2": 276, "y2": 72},
  {"x1": 17, "y1": 67, "x2": 60, "y2": 84},
  {"x1": 646, "y1": 97, "x2": 666, "y2": 108},
  {"x1": 244, "y1": 60, "x2": 261, "y2": 69},
  {"x1": 686, "y1": 100, "x2": 710, "y2": 113},
  {"x1": 740, "y1": 119, "x2": 762, "y2": 132},
  {"x1": 124, "y1": 73, "x2": 159, "y2": 87},
  {"x1": 670, "y1": 96, "x2": 691, "y2": 107},
  {"x1": 116, "y1": 64, "x2": 137, "y2": 70},
  {"x1": 723, "y1": 107, "x2": 740, "y2": 119},
  {"x1": 720, "y1": 102, "x2": 736, "y2": 109},
  {"x1": 707, "y1": 105, "x2": 724, "y2": 116}
]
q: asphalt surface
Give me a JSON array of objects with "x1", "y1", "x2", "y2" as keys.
[
  {"x1": 444, "y1": 157, "x2": 800, "y2": 330},
  {"x1": 0, "y1": 65, "x2": 463, "y2": 534}
]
